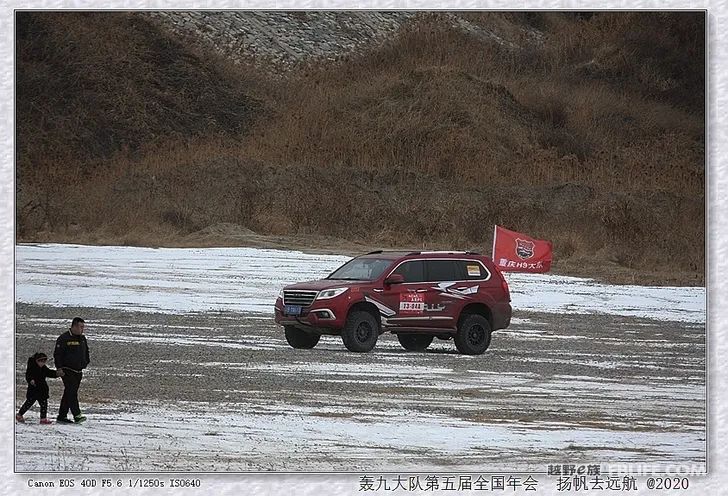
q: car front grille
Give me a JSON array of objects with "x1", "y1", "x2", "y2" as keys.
[{"x1": 283, "y1": 290, "x2": 318, "y2": 307}]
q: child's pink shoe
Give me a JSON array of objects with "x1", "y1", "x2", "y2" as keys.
[
  {"x1": 39, "y1": 418, "x2": 53, "y2": 425},
  {"x1": 15, "y1": 414, "x2": 25, "y2": 423}
]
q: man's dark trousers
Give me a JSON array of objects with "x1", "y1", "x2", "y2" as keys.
[{"x1": 58, "y1": 370, "x2": 82, "y2": 419}]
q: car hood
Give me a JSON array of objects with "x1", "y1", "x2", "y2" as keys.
[{"x1": 283, "y1": 279, "x2": 371, "y2": 291}]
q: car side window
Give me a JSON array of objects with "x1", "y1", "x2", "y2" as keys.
[
  {"x1": 425, "y1": 260, "x2": 459, "y2": 282},
  {"x1": 392, "y1": 260, "x2": 425, "y2": 283}
]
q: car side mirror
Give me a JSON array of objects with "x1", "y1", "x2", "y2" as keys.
[{"x1": 384, "y1": 274, "x2": 405, "y2": 286}]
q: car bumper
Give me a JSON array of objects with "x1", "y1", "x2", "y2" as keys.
[
  {"x1": 274, "y1": 299, "x2": 346, "y2": 330},
  {"x1": 492, "y1": 303, "x2": 512, "y2": 330}
]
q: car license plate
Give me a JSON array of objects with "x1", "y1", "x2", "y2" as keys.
[{"x1": 284, "y1": 305, "x2": 302, "y2": 316}]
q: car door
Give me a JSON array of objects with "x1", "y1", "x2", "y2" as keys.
[
  {"x1": 422, "y1": 259, "x2": 465, "y2": 329},
  {"x1": 376, "y1": 260, "x2": 432, "y2": 330}
]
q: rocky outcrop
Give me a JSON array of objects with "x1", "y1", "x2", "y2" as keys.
[
  {"x1": 146, "y1": 11, "x2": 415, "y2": 68},
  {"x1": 146, "y1": 11, "x2": 527, "y2": 71}
]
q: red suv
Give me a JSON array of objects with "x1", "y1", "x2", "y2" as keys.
[{"x1": 274, "y1": 251, "x2": 512, "y2": 355}]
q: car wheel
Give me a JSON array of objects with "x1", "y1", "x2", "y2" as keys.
[
  {"x1": 454, "y1": 314, "x2": 492, "y2": 355},
  {"x1": 284, "y1": 325, "x2": 321, "y2": 349},
  {"x1": 397, "y1": 333, "x2": 434, "y2": 351},
  {"x1": 341, "y1": 310, "x2": 379, "y2": 352}
]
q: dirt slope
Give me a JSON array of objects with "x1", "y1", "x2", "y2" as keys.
[{"x1": 15, "y1": 11, "x2": 705, "y2": 285}]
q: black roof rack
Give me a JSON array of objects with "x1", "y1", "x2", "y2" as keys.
[
  {"x1": 465, "y1": 251, "x2": 481, "y2": 255},
  {"x1": 365, "y1": 250, "x2": 383, "y2": 255}
]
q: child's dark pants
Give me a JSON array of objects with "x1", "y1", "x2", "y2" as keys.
[{"x1": 18, "y1": 397, "x2": 48, "y2": 419}]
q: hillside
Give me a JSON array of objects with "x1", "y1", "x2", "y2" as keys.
[{"x1": 15, "y1": 11, "x2": 705, "y2": 285}]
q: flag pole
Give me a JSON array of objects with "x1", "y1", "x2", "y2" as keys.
[{"x1": 491, "y1": 225, "x2": 498, "y2": 260}]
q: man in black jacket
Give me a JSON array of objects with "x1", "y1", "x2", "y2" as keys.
[{"x1": 55, "y1": 317, "x2": 90, "y2": 424}]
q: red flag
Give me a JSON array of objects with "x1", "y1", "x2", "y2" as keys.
[{"x1": 491, "y1": 225, "x2": 552, "y2": 273}]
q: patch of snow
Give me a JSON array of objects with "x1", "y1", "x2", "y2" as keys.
[
  {"x1": 16, "y1": 244, "x2": 705, "y2": 323},
  {"x1": 14, "y1": 401, "x2": 705, "y2": 472}
]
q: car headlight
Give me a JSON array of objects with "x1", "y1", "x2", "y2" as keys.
[
  {"x1": 278, "y1": 289, "x2": 284, "y2": 299},
  {"x1": 316, "y1": 287, "x2": 348, "y2": 300}
]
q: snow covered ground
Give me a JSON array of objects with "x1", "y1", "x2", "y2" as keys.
[
  {"x1": 15, "y1": 396, "x2": 703, "y2": 473},
  {"x1": 14, "y1": 244, "x2": 706, "y2": 473},
  {"x1": 15, "y1": 244, "x2": 705, "y2": 322}
]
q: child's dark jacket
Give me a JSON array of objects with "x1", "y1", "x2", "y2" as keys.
[{"x1": 25, "y1": 357, "x2": 58, "y2": 400}]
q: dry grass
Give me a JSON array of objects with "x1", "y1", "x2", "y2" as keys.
[{"x1": 16, "y1": 11, "x2": 705, "y2": 284}]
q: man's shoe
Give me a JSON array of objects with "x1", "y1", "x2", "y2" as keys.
[
  {"x1": 74, "y1": 414, "x2": 86, "y2": 424},
  {"x1": 15, "y1": 414, "x2": 24, "y2": 423},
  {"x1": 56, "y1": 416, "x2": 73, "y2": 424},
  {"x1": 39, "y1": 418, "x2": 53, "y2": 425}
]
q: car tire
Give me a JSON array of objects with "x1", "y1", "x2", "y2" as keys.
[
  {"x1": 454, "y1": 314, "x2": 492, "y2": 355},
  {"x1": 341, "y1": 310, "x2": 379, "y2": 352},
  {"x1": 397, "y1": 333, "x2": 434, "y2": 351},
  {"x1": 284, "y1": 325, "x2": 321, "y2": 349}
]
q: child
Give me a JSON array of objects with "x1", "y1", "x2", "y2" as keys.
[{"x1": 16, "y1": 352, "x2": 64, "y2": 424}]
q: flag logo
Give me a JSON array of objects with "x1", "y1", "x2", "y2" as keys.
[{"x1": 515, "y1": 239, "x2": 535, "y2": 259}]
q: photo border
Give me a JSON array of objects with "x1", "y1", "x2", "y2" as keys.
[{"x1": 3, "y1": 1, "x2": 723, "y2": 494}]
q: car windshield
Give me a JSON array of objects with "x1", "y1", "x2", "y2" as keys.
[{"x1": 327, "y1": 257, "x2": 393, "y2": 281}]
